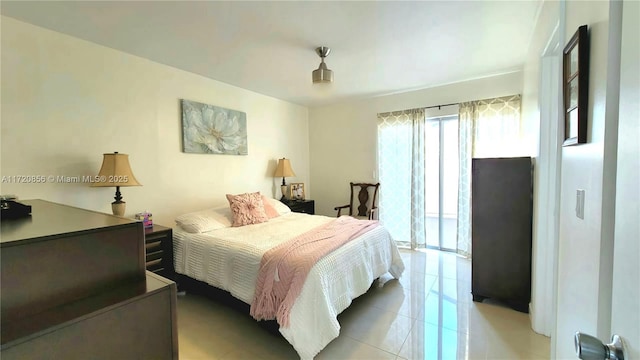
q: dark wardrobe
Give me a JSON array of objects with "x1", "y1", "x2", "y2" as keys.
[{"x1": 471, "y1": 157, "x2": 533, "y2": 313}]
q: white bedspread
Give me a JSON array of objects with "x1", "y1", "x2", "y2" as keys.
[{"x1": 173, "y1": 213, "x2": 405, "y2": 359}]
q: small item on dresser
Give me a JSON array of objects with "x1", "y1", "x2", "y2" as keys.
[{"x1": 135, "y1": 211, "x2": 153, "y2": 228}]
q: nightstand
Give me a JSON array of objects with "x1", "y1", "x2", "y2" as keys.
[
  {"x1": 144, "y1": 224, "x2": 175, "y2": 281},
  {"x1": 283, "y1": 199, "x2": 315, "y2": 215}
]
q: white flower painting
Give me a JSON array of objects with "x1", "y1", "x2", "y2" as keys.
[{"x1": 181, "y1": 99, "x2": 248, "y2": 155}]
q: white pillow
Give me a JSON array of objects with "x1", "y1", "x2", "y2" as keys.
[
  {"x1": 265, "y1": 198, "x2": 291, "y2": 215},
  {"x1": 175, "y1": 206, "x2": 233, "y2": 233}
]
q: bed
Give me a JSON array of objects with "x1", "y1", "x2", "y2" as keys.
[{"x1": 172, "y1": 196, "x2": 404, "y2": 359}]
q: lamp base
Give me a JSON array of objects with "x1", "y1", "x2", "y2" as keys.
[
  {"x1": 280, "y1": 184, "x2": 288, "y2": 201},
  {"x1": 111, "y1": 201, "x2": 126, "y2": 217}
]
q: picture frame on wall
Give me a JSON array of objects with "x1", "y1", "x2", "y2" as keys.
[
  {"x1": 290, "y1": 183, "x2": 305, "y2": 201},
  {"x1": 562, "y1": 25, "x2": 589, "y2": 146},
  {"x1": 181, "y1": 99, "x2": 248, "y2": 155}
]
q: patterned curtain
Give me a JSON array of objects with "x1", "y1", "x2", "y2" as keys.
[
  {"x1": 377, "y1": 109, "x2": 426, "y2": 249},
  {"x1": 457, "y1": 95, "x2": 522, "y2": 256}
]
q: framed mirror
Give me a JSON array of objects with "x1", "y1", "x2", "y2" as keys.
[{"x1": 562, "y1": 25, "x2": 589, "y2": 146}]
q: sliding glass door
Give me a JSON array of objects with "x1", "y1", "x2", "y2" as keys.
[
  {"x1": 424, "y1": 115, "x2": 459, "y2": 251},
  {"x1": 377, "y1": 110, "x2": 459, "y2": 250}
]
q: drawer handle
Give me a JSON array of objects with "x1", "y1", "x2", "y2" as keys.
[
  {"x1": 146, "y1": 250, "x2": 163, "y2": 261},
  {"x1": 145, "y1": 241, "x2": 162, "y2": 250}
]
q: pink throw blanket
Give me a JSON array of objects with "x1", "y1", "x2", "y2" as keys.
[{"x1": 250, "y1": 216, "x2": 379, "y2": 327}]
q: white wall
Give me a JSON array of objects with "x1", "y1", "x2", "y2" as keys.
[
  {"x1": 308, "y1": 72, "x2": 524, "y2": 217},
  {"x1": 554, "y1": 1, "x2": 619, "y2": 357},
  {"x1": 0, "y1": 17, "x2": 310, "y2": 226}
]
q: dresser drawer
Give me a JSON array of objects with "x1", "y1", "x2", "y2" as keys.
[{"x1": 144, "y1": 225, "x2": 174, "y2": 281}]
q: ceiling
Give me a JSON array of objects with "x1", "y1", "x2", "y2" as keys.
[{"x1": 1, "y1": 1, "x2": 541, "y2": 107}]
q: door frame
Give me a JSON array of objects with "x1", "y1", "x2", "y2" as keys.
[{"x1": 532, "y1": 17, "x2": 563, "y2": 338}]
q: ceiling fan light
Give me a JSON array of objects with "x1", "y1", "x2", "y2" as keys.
[
  {"x1": 312, "y1": 46, "x2": 333, "y2": 84},
  {"x1": 312, "y1": 63, "x2": 333, "y2": 83}
]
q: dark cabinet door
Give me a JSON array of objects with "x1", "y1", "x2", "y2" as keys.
[{"x1": 471, "y1": 157, "x2": 533, "y2": 312}]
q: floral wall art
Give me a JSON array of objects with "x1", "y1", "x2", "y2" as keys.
[{"x1": 181, "y1": 99, "x2": 248, "y2": 155}]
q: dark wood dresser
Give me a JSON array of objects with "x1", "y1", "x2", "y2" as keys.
[
  {"x1": 471, "y1": 157, "x2": 533, "y2": 313},
  {"x1": 0, "y1": 200, "x2": 178, "y2": 359}
]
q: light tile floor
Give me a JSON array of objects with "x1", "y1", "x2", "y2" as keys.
[{"x1": 177, "y1": 249, "x2": 550, "y2": 359}]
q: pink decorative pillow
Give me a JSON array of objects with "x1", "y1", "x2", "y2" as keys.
[
  {"x1": 226, "y1": 192, "x2": 269, "y2": 227},
  {"x1": 261, "y1": 195, "x2": 280, "y2": 219}
]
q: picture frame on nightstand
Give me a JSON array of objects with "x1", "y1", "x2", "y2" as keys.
[{"x1": 290, "y1": 183, "x2": 305, "y2": 200}]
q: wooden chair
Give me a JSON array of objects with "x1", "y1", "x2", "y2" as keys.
[{"x1": 334, "y1": 182, "x2": 380, "y2": 220}]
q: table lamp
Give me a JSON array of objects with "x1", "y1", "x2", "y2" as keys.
[
  {"x1": 274, "y1": 158, "x2": 295, "y2": 201},
  {"x1": 91, "y1": 152, "x2": 141, "y2": 216}
]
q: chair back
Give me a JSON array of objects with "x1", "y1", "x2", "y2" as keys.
[{"x1": 349, "y1": 182, "x2": 380, "y2": 219}]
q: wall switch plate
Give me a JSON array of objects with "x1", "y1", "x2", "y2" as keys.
[{"x1": 576, "y1": 189, "x2": 585, "y2": 219}]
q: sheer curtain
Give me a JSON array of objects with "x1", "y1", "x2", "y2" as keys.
[
  {"x1": 457, "y1": 95, "x2": 522, "y2": 256},
  {"x1": 377, "y1": 109, "x2": 425, "y2": 249},
  {"x1": 377, "y1": 95, "x2": 521, "y2": 253}
]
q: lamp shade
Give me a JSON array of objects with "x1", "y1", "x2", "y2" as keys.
[
  {"x1": 91, "y1": 152, "x2": 141, "y2": 187},
  {"x1": 274, "y1": 158, "x2": 296, "y2": 178}
]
